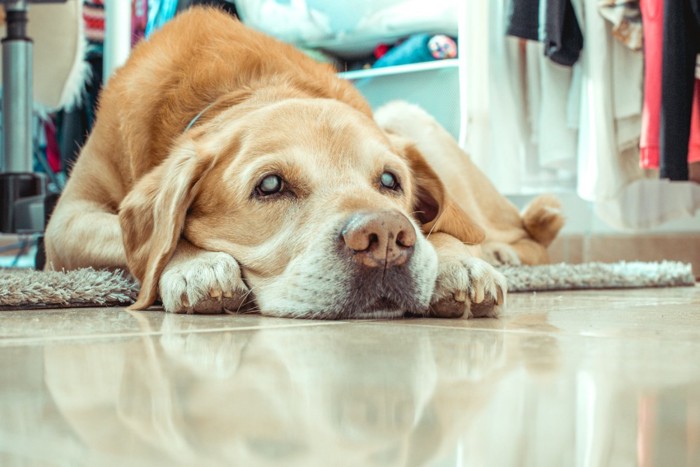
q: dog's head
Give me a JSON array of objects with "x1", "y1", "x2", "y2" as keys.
[{"x1": 119, "y1": 97, "x2": 484, "y2": 318}]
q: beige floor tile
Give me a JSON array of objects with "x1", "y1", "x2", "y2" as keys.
[
  {"x1": 0, "y1": 308, "x2": 343, "y2": 345},
  {"x1": 400, "y1": 286, "x2": 700, "y2": 340},
  {"x1": 1, "y1": 285, "x2": 699, "y2": 466}
]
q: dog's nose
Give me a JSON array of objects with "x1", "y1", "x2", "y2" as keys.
[{"x1": 341, "y1": 211, "x2": 416, "y2": 268}]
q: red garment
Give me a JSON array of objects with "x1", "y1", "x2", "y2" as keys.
[
  {"x1": 640, "y1": 0, "x2": 700, "y2": 168},
  {"x1": 44, "y1": 119, "x2": 61, "y2": 173},
  {"x1": 691, "y1": 79, "x2": 700, "y2": 163},
  {"x1": 83, "y1": 0, "x2": 105, "y2": 43}
]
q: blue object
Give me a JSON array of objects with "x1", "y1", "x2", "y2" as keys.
[
  {"x1": 146, "y1": 0, "x2": 179, "y2": 38},
  {"x1": 373, "y1": 34, "x2": 436, "y2": 69}
]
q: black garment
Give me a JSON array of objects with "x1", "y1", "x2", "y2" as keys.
[
  {"x1": 543, "y1": 0, "x2": 584, "y2": 66},
  {"x1": 507, "y1": 0, "x2": 540, "y2": 41},
  {"x1": 660, "y1": 0, "x2": 700, "y2": 181},
  {"x1": 181, "y1": 0, "x2": 238, "y2": 16},
  {"x1": 57, "y1": 45, "x2": 103, "y2": 174},
  {"x1": 505, "y1": 0, "x2": 583, "y2": 66}
]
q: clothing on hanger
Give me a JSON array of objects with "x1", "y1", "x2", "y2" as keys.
[
  {"x1": 640, "y1": 0, "x2": 700, "y2": 176},
  {"x1": 541, "y1": 0, "x2": 583, "y2": 66},
  {"x1": 659, "y1": 0, "x2": 700, "y2": 180},
  {"x1": 507, "y1": 0, "x2": 540, "y2": 41},
  {"x1": 83, "y1": 0, "x2": 105, "y2": 43},
  {"x1": 598, "y1": 0, "x2": 643, "y2": 51},
  {"x1": 572, "y1": 0, "x2": 644, "y2": 201},
  {"x1": 506, "y1": 0, "x2": 583, "y2": 66}
]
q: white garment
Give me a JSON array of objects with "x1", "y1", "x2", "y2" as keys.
[
  {"x1": 595, "y1": 179, "x2": 700, "y2": 230},
  {"x1": 462, "y1": 0, "x2": 577, "y2": 194},
  {"x1": 572, "y1": 0, "x2": 644, "y2": 202},
  {"x1": 462, "y1": 0, "x2": 528, "y2": 194},
  {"x1": 528, "y1": 42, "x2": 578, "y2": 172}
]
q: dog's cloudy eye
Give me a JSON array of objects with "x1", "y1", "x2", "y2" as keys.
[
  {"x1": 380, "y1": 171, "x2": 399, "y2": 190},
  {"x1": 256, "y1": 174, "x2": 284, "y2": 196}
]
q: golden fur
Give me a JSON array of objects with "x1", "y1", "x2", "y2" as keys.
[{"x1": 44, "y1": 7, "x2": 563, "y2": 319}]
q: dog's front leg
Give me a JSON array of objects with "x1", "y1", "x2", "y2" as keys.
[
  {"x1": 158, "y1": 239, "x2": 250, "y2": 314},
  {"x1": 427, "y1": 233, "x2": 507, "y2": 319}
]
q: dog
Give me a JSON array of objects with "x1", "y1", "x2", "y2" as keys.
[{"x1": 44, "y1": 7, "x2": 563, "y2": 319}]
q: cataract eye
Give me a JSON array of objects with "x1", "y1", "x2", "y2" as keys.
[
  {"x1": 257, "y1": 174, "x2": 284, "y2": 196},
  {"x1": 380, "y1": 171, "x2": 399, "y2": 190}
]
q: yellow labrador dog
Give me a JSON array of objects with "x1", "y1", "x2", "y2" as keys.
[{"x1": 44, "y1": 7, "x2": 563, "y2": 319}]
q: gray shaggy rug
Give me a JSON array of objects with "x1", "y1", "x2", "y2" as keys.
[{"x1": 0, "y1": 261, "x2": 695, "y2": 310}]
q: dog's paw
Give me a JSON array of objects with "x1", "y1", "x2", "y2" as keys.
[
  {"x1": 159, "y1": 252, "x2": 249, "y2": 314},
  {"x1": 481, "y1": 241, "x2": 521, "y2": 266},
  {"x1": 429, "y1": 257, "x2": 507, "y2": 319}
]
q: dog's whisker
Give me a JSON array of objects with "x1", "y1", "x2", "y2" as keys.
[
  {"x1": 426, "y1": 221, "x2": 438, "y2": 239},
  {"x1": 232, "y1": 284, "x2": 261, "y2": 314}
]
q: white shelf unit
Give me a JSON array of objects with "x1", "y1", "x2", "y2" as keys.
[
  {"x1": 340, "y1": 58, "x2": 463, "y2": 141},
  {"x1": 338, "y1": 59, "x2": 459, "y2": 80}
]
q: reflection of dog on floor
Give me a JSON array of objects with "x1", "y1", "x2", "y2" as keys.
[
  {"x1": 44, "y1": 8, "x2": 563, "y2": 319},
  {"x1": 42, "y1": 318, "x2": 516, "y2": 465}
]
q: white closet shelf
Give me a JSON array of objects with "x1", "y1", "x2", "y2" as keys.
[{"x1": 338, "y1": 59, "x2": 459, "y2": 80}]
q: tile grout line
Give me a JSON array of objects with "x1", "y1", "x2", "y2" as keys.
[
  {"x1": 0, "y1": 320, "x2": 351, "y2": 346},
  {"x1": 363, "y1": 319, "x2": 700, "y2": 342}
]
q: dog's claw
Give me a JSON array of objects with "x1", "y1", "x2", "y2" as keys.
[{"x1": 475, "y1": 286, "x2": 485, "y2": 304}]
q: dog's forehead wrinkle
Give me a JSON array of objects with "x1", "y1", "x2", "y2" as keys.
[{"x1": 240, "y1": 99, "x2": 387, "y2": 152}]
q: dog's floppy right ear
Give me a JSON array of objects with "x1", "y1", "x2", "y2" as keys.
[
  {"x1": 119, "y1": 143, "x2": 215, "y2": 310},
  {"x1": 393, "y1": 137, "x2": 486, "y2": 245}
]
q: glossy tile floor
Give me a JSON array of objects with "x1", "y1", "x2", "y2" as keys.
[{"x1": 1, "y1": 286, "x2": 700, "y2": 467}]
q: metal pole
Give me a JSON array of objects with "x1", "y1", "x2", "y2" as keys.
[{"x1": 1, "y1": 0, "x2": 32, "y2": 173}]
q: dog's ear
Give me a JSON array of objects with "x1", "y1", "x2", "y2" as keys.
[
  {"x1": 119, "y1": 143, "x2": 215, "y2": 310},
  {"x1": 394, "y1": 137, "x2": 485, "y2": 245}
]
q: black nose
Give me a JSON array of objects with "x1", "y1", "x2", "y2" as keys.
[{"x1": 340, "y1": 211, "x2": 416, "y2": 268}]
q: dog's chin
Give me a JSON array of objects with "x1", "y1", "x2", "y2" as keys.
[
  {"x1": 348, "y1": 296, "x2": 426, "y2": 320},
  {"x1": 326, "y1": 296, "x2": 429, "y2": 320},
  {"x1": 262, "y1": 296, "x2": 428, "y2": 320}
]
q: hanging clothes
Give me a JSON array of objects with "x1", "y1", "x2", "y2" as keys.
[
  {"x1": 640, "y1": 0, "x2": 700, "y2": 175},
  {"x1": 43, "y1": 119, "x2": 61, "y2": 174},
  {"x1": 463, "y1": 0, "x2": 578, "y2": 194},
  {"x1": 659, "y1": 0, "x2": 700, "y2": 180},
  {"x1": 691, "y1": 80, "x2": 700, "y2": 170},
  {"x1": 542, "y1": 0, "x2": 584, "y2": 66},
  {"x1": 571, "y1": 0, "x2": 644, "y2": 201},
  {"x1": 507, "y1": 0, "x2": 583, "y2": 66},
  {"x1": 598, "y1": 0, "x2": 643, "y2": 51},
  {"x1": 526, "y1": 41, "x2": 578, "y2": 174},
  {"x1": 639, "y1": 0, "x2": 663, "y2": 170},
  {"x1": 507, "y1": 0, "x2": 540, "y2": 40},
  {"x1": 83, "y1": 1, "x2": 105, "y2": 43},
  {"x1": 462, "y1": 0, "x2": 529, "y2": 193}
]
